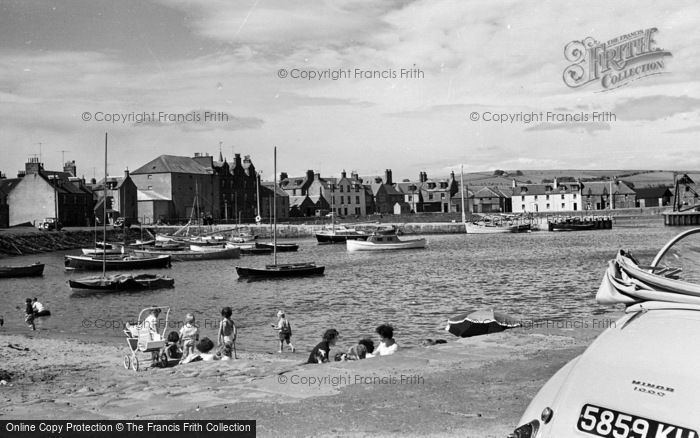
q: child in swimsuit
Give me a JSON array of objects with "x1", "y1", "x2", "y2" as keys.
[{"x1": 217, "y1": 307, "x2": 237, "y2": 360}]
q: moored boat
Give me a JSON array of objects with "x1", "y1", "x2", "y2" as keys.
[
  {"x1": 236, "y1": 147, "x2": 324, "y2": 280},
  {"x1": 69, "y1": 273, "x2": 175, "y2": 290},
  {"x1": 255, "y1": 242, "x2": 299, "y2": 252},
  {"x1": 465, "y1": 215, "x2": 531, "y2": 234},
  {"x1": 65, "y1": 254, "x2": 172, "y2": 270},
  {"x1": 346, "y1": 234, "x2": 426, "y2": 252},
  {"x1": 315, "y1": 225, "x2": 368, "y2": 243},
  {"x1": 236, "y1": 263, "x2": 324, "y2": 278},
  {"x1": 81, "y1": 242, "x2": 123, "y2": 256},
  {"x1": 548, "y1": 216, "x2": 611, "y2": 231},
  {"x1": 133, "y1": 246, "x2": 240, "y2": 261},
  {"x1": 0, "y1": 262, "x2": 45, "y2": 278}
]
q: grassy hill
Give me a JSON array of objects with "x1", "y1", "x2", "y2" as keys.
[{"x1": 460, "y1": 170, "x2": 698, "y2": 188}]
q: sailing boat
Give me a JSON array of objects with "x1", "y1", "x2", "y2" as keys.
[
  {"x1": 255, "y1": 177, "x2": 299, "y2": 252},
  {"x1": 68, "y1": 133, "x2": 174, "y2": 290},
  {"x1": 236, "y1": 147, "x2": 324, "y2": 279},
  {"x1": 314, "y1": 180, "x2": 367, "y2": 243}
]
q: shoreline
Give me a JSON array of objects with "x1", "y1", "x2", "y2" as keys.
[{"x1": 0, "y1": 317, "x2": 617, "y2": 437}]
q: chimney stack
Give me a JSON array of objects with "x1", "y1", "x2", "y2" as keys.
[
  {"x1": 124, "y1": 168, "x2": 130, "y2": 179},
  {"x1": 341, "y1": 170, "x2": 347, "y2": 179},
  {"x1": 385, "y1": 169, "x2": 393, "y2": 185}
]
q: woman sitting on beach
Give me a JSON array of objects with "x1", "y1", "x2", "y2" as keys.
[
  {"x1": 181, "y1": 337, "x2": 218, "y2": 364},
  {"x1": 366, "y1": 324, "x2": 398, "y2": 358},
  {"x1": 307, "y1": 329, "x2": 339, "y2": 364},
  {"x1": 32, "y1": 298, "x2": 51, "y2": 317}
]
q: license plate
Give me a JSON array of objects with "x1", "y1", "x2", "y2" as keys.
[{"x1": 577, "y1": 404, "x2": 698, "y2": 438}]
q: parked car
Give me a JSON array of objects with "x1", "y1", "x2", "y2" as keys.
[
  {"x1": 39, "y1": 217, "x2": 62, "y2": 231},
  {"x1": 510, "y1": 229, "x2": 700, "y2": 438}
]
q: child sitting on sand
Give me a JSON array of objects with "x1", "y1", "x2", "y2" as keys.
[
  {"x1": 178, "y1": 313, "x2": 199, "y2": 361},
  {"x1": 217, "y1": 307, "x2": 237, "y2": 360},
  {"x1": 307, "y1": 329, "x2": 339, "y2": 364},
  {"x1": 342, "y1": 338, "x2": 375, "y2": 360},
  {"x1": 366, "y1": 324, "x2": 398, "y2": 358},
  {"x1": 165, "y1": 331, "x2": 182, "y2": 361},
  {"x1": 181, "y1": 337, "x2": 218, "y2": 364}
]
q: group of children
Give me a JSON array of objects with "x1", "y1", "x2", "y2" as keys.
[
  {"x1": 306, "y1": 324, "x2": 399, "y2": 364},
  {"x1": 151, "y1": 306, "x2": 238, "y2": 364},
  {"x1": 141, "y1": 306, "x2": 397, "y2": 367}
]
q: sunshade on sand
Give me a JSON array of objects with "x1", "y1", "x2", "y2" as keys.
[{"x1": 445, "y1": 310, "x2": 521, "y2": 338}]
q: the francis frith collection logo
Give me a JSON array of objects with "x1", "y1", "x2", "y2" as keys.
[{"x1": 563, "y1": 28, "x2": 672, "y2": 91}]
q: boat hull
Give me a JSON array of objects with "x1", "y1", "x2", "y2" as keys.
[
  {"x1": 133, "y1": 247, "x2": 240, "y2": 261},
  {"x1": 315, "y1": 232, "x2": 368, "y2": 243},
  {"x1": 0, "y1": 263, "x2": 45, "y2": 278},
  {"x1": 548, "y1": 222, "x2": 598, "y2": 231},
  {"x1": 255, "y1": 242, "x2": 299, "y2": 252},
  {"x1": 81, "y1": 248, "x2": 123, "y2": 256},
  {"x1": 64, "y1": 255, "x2": 171, "y2": 270},
  {"x1": 69, "y1": 273, "x2": 175, "y2": 290},
  {"x1": 236, "y1": 263, "x2": 325, "y2": 279},
  {"x1": 465, "y1": 222, "x2": 523, "y2": 234},
  {"x1": 346, "y1": 238, "x2": 426, "y2": 252}
]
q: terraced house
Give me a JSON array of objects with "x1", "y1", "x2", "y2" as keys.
[
  {"x1": 511, "y1": 178, "x2": 636, "y2": 213},
  {"x1": 0, "y1": 158, "x2": 94, "y2": 227}
]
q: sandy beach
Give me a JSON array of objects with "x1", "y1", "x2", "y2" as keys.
[{"x1": 0, "y1": 318, "x2": 618, "y2": 437}]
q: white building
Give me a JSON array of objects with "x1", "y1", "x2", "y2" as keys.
[{"x1": 511, "y1": 178, "x2": 582, "y2": 213}]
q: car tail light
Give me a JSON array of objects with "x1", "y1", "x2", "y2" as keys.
[{"x1": 509, "y1": 420, "x2": 540, "y2": 438}]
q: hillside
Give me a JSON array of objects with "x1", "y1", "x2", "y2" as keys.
[{"x1": 460, "y1": 170, "x2": 700, "y2": 188}]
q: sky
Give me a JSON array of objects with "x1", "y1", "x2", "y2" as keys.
[{"x1": 1, "y1": 0, "x2": 699, "y2": 182}]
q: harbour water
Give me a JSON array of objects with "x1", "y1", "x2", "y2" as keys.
[{"x1": 0, "y1": 221, "x2": 689, "y2": 352}]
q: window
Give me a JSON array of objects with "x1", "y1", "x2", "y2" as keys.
[
  {"x1": 561, "y1": 203, "x2": 565, "y2": 208},
  {"x1": 355, "y1": 207, "x2": 360, "y2": 215},
  {"x1": 546, "y1": 194, "x2": 550, "y2": 200},
  {"x1": 561, "y1": 194, "x2": 565, "y2": 199},
  {"x1": 408, "y1": 195, "x2": 412, "y2": 201},
  {"x1": 546, "y1": 203, "x2": 550, "y2": 209},
  {"x1": 147, "y1": 175, "x2": 152, "y2": 179},
  {"x1": 521, "y1": 196, "x2": 525, "y2": 201},
  {"x1": 521, "y1": 204, "x2": 525, "y2": 210},
  {"x1": 573, "y1": 194, "x2": 577, "y2": 199},
  {"x1": 534, "y1": 195, "x2": 538, "y2": 200},
  {"x1": 339, "y1": 185, "x2": 343, "y2": 192},
  {"x1": 340, "y1": 196, "x2": 344, "y2": 204},
  {"x1": 441, "y1": 193, "x2": 445, "y2": 199},
  {"x1": 429, "y1": 193, "x2": 433, "y2": 200},
  {"x1": 356, "y1": 196, "x2": 360, "y2": 204}
]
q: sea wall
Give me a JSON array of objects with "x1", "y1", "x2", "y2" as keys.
[{"x1": 0, "y1": 229, "x2": 124, "y2": 257}]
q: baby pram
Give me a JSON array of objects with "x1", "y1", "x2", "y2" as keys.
[{"x1": 123, "y1": 306, "x2": 171, "y2": 371}]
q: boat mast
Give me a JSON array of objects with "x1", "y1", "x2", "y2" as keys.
[
  {"x1": 102, "y1": 133, "x2": 107, "y2": 279},
  {"x1": 273, "y1": 147, "x2": 277, "y2": 265},
  {"x1": 256, "y1": 172, "x2": 261, "y2": 223},
  {"x1": 460, "y1": 165, "x2": 466, "y2": 223}
]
